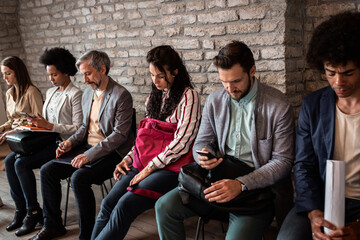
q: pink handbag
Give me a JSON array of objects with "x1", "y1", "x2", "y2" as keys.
[{"x1": 132, "y1": 118, "x2": 194, "y2": 173}]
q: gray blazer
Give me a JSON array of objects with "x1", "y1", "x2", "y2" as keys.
[
  {"x1": 193, "y1": 81, "x2": 295, "y2": 219},
  {"x1": 43, "y1": 82, "x2": 83, "y2": 139},
  {"x1": 68, "y1": 77, "x2": 134, "y2": 163}
]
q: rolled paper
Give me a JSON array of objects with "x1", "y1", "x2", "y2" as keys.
[{"x1": 324, "y1": 160, "x2": 345, "y2": 234}]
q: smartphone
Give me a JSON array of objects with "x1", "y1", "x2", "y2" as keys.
[
  {"x1": 196, "y1": 150, "x2": 217, "y2": 159},
  {"x1": 20, "y1": 112, "x2": 34, "y2": 118}
]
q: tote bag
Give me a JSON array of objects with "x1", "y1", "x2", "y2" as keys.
[{"x1": 132, "y1": 118, "x2": 194, "y2": 173}]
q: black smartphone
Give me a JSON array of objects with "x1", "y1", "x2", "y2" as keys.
[
  {"x1": 196, "y1": 150, "x2": 217, "y2": 159},
  {"x1": 20, "y1": 112, "x2": 34, "y2": 118}
]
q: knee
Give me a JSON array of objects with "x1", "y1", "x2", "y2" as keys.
[
  {"x1": 70, "y1": 170, "x2": 89, "y2": 191},
  {"x1": 40, "y1": 161, "x2": 55, "y2": 179},
  {"x1": 4, "y1": 152, "x2": 16, "y2": 170},
  {"x1": 155, "y1": 192, "x2": 175, "y2": 220},
  {"x1": 14, "y1": 157, "x2": 28, "y2": 173}
]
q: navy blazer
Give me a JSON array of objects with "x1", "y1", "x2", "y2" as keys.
[{"x1": 294, "y1": 86, "x2": 336, "y2": 213}]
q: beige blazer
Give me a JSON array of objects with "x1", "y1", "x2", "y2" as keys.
[{"x1": 43, "y1": 82, "x2": 83, "y2": 139}]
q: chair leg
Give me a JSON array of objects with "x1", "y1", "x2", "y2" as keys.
[
  {"x1": 100, "y1": 184, "x2": 105, "y2": 199},
  {"x1": 195, "y1": 217, "x2": 204, "y2": 240},
  {"x1": 220, "y1": 221, "x2": 225, "y2": 233},
  {"x1": 63, "y1": 177, "x2": 71, "y2": 226},
  {"x1": 102, "y1": 182, "x2": 109, "y2": 195},
  {"x1": 109, "y1": 178, "x2": 113, "y2": 188}
]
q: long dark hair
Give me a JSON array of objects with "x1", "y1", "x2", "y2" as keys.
[
  {"x1": 146, "y1": 45, "x2": 193, "y2": 120},
  {"x1": 1, "y1": 56, "x2": 34, "y2": 103}
]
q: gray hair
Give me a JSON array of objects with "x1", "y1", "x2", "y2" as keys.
[{"x1": 76, "y1": 50, "x2": 110, "y2": 75}]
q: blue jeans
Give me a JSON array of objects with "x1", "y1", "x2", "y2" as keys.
[
  {"x1": 91, "y1": 167, "x2": 178, "y2": 240},
  {"x1": 5, "y1": 142, "x2": 57, "y2": 210},
  {"x1": 155, "y1": 188, "x2": 275, "y2": 240},
  {"x1": 277, "y1": 198, "x2": 360, "y2": 240},
  {"x1": 40, "y1": 146, "x2": 120, "y2": 240}
]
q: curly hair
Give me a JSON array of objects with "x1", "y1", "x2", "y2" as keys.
[
  {"x1": 213, "y1": 40, "x2": 255, "y2": 74},
  {"x1": 307, "y1": 11, "x2": 360, "y2": 72},
  {"x1": 39, "y1": 47, "x2": 77, "y2": 76},
  {"x1": 146, "y1": 45, "x2": 193, "y2": 121},
  {"x1": 1, "y1": 56, "x2": 36, "y2": 103}
]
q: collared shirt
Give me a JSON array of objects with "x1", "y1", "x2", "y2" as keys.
[
  {"x1": 87, "y1": 91, "x2": 106, "y2": 146},
  {"x1": 225, "y1": 79, "x2": 258, "y2": 167}
]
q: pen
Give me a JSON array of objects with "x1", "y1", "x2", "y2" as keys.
[{"x1": 56, "y1": 140, "x2": 64, "y2": 150}]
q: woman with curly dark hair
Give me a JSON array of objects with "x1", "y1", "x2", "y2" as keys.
[
  {"x1": 91, "y1": 45, "x2": 201, "y2": 240},
  {"x1": 4, "y1": 48, "x2": 83, "y2": 236}
]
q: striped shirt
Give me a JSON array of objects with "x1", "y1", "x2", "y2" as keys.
[{"x1": 125, "y1": 87, "x2": 201, "y2": 169}]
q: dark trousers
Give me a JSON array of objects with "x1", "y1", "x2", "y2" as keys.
[
  {"x1": 91, "y1": 166, "x2": 179, "y2": 240},
  {"x1": 5, "y1": 142, "x2": 57, "y2": 210},
  {"x1": 40, "y1": 146, "x2": 120, "y2": 240},
  {"x1": 277, "y1": 198, "x2": 360, "y2": 240}
]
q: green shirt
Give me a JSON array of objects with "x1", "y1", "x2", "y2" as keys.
[{"x1": 225, "y1": 79, "x2": 258, "y2": 167}]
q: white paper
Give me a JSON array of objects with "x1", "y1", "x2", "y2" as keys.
[{"x1": 324, "y1": 160, "x2": 345, "y2": 234}]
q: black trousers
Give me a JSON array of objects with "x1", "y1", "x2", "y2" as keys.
[{"x1": 40, "y1": 145, "x2": 120, "y2": 240}]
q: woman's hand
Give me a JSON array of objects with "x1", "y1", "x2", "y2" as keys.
[
  {"x1": 113, "y1": 158, "x2": 131, "y2": 180},
  {"x1": 0, "y1": 129, "x2": 16, "y2": 144},
  {"x1": 27, "y1": 114, "x2": 54, "y2": 130},
  {"x1": 56, "y1": 140, "x2": 72, "y2": 158},
  {"x1": 129, "y1": 166, "x2": 153, "y2": 186}
]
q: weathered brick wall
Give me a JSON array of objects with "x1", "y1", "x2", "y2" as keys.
[
  {"x1": 0, "y1": 0, "x2": 359, "y2": 119},
  {"x1": 0, "y1": 0, "x2": 24, "y2": 104},
  {"x1": 15, "y1": 0, "x2": 289, "y2": 117}
]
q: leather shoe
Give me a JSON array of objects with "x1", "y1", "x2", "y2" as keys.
[
  {"x1": 15, "y1": 208, "x2": 44, "y2": 236},
  {"x1": 6, "y1": 209, "x2": 26, "y2": 231},
  {"x1": 28, "y1": 226, "x2": 66, "y2": 240}
]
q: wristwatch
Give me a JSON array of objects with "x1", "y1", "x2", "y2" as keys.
[
  {"x1": 148, "y1": 161, "x2": 157, "y2": 171},
  {"x1": 240, "y1": 182, "x2": 247, "y2": 192}
]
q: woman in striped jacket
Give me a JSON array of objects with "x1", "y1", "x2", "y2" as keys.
[{"x1": 91, "y1": 45, "x2": 201, "y2": 240}]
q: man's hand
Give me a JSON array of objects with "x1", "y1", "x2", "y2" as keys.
[
  {"x1": 129, "y1": 166, "x2": 153, "y2": 186},
  {"x1": 198, "y1": 148, "x2": 223, "y2": 170},
  {"x1": 56, "y1": 140, "x2": 72, "y2": 158},
  {"x1": 27, "y1": 114, "x2": 53, "y2": 130},
  {"x1": 71, "y1": 154, "x2": 89, "y2": 168},
  {"x1": 203, "y1": 179, "x2": 242, "y2": 203},
  {"x1": 0, "y1": 129, "x2": 16, "y2": 144},
  {"x1": 308, "y1": 209, "x2": 337, "y2": 240},
  {"x1": 113, "y1": 158, "x2": 131, "y2": 180}
]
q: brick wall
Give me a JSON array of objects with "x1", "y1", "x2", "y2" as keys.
[
  {"x1": 0, "y1": 0, "x2": 24, "y2": 104},
  {"x1": 0, "y1": 0, "x2": 359, "y2": 119}
]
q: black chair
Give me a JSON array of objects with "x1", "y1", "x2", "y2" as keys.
[
  {"x1": 194, "y1": 211, "x2": 228, "y2": 240},
  {"x1": 194, "y1": 214, "x2": 272, "y2": 240},
  {"x1": 62, "y1": 108, "x2": 137, "y2": 226},
  {"x1": 63, "y1": 177, "x2": 113, "y2": 226}
]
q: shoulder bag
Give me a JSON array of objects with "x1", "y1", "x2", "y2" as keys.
[{"x1": 178, "y1": 155, "x2": 274, "y2": 214}]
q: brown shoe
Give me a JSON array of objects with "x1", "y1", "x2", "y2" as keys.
[{"x1": 28, "y1": 226, "x2": 66, "y2": 240}]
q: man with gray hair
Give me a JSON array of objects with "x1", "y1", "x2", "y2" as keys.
[{"x1": 30, "y1": 50, "x2": 135, "y2": 240}]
